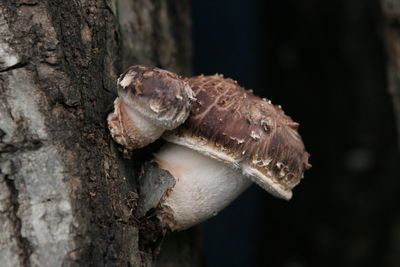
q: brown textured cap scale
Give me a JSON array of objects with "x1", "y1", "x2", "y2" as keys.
[
  {"x1": 163, "y1": 75, "x2": 311, "y2": 200},
  {"x1": 117, "y1": 65, "x2": 195, "y2": 129}
]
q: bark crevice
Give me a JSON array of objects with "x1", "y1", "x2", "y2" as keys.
[
  {"x1": 0, "y1": 62, "x2": 29, "y2": 73},
  {"x1": 3, "y1": 173, "x2": 32, "y2": 267}
]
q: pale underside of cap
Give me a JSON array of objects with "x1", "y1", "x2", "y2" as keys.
[
  {"x1": 163, "y1": 132, "x2": 293, "y2": 200},
  {"x1": 154, "y1": 143, "x2": 252, "y2": 230}
]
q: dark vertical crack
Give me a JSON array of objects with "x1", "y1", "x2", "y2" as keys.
[
  {"x1": 3, "y1": 174, "x2": 32, "y2": 267},
  {"x1": 0, "y1": 128, "x2": 37, "y2": 266}
]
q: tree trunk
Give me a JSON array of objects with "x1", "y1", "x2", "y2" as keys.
[
  {"x1": 0, "y1": 0, "x2": 198, "y2": 266},
  {"x1": 382, "y1": 0, "x2": 400, "y2": 148}
]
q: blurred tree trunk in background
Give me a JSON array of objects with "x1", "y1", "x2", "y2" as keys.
[
  {"x1": 382, "y1": 0, "x2": 400, "y2": 148},
  {"x1": 0, "y1": 1, "x2": 200, "y2": 266}
]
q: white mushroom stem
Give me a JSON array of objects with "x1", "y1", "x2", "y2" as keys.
[
  {"x1": 154, "y1": 143, "x2": 252, "y2": 230},
  {"x1": 108, "y1": 97, "x2": 165, "y2": 149}
]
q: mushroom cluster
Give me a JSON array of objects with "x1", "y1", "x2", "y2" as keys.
[{"x1": 108, "y1": 66, "x2": 311, "y2": 231}]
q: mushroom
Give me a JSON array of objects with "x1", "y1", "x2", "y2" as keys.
[
  {"x1": 154, "y1": 75, "x2": 311, "y2": 231},
  {"x1": 107, "y1": 65, "x2": 195, "y2": 149}
]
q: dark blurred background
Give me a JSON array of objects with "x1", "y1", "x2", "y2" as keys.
[{"x1": 190, "y1": 0, "x2": 400, "y2": 266}]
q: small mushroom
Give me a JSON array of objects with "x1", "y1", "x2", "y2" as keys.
[
  {"x1": 107, "y1": 65, "x2": 195, "y2": 149},
  {"x1": 154, "y1": 75, "x2": 311, "y2": 230}
]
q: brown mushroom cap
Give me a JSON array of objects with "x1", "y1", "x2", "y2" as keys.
[
  {"x1": 117, "y1": 65, "x2": 195, "y2": 129},
  {"x1": 163, "y1": 75, "x2": 311, "y2": 200}
]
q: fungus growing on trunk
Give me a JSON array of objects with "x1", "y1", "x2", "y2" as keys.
[
  {"x1": 107, "y1": 65, "x2": 195, "y2": 149},
  {"x1": 154, "y1": 75, "x2": 311, "y2": 230},
  {"x1": 107, "y1": 67, "x2": 311, "y2": 231}
]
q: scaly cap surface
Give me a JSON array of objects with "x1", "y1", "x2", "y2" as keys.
[{"x1": 163, "y1": 75, "x2": 311, "y2": 200}]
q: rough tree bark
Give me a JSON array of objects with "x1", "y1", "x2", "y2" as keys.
[
  {"x1": 382, "y1": 0, "x2": 400, "y2": 148},
  {"x1": 0, "y1": 0, "x2": 200, "y2": 266}
]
